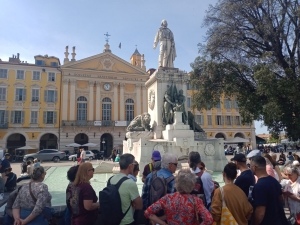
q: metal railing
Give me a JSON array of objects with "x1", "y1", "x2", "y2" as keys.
[{"x1": 62, "y1": 120, "x2": 115, "y2": 127}]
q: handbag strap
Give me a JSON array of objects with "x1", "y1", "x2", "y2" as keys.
[
  {"x1": 219, "y1": 186, "x2": 226, "y2": 207},
  {"x1": 29, "y1": 182, "x2": 51, "y2": 220},
  {"x1": 192, "y1": 196, "x2": 199, "y2": 222}
]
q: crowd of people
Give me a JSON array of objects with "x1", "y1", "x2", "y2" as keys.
[{"x1": 2, "y1": 148, "x2": 300, "y2": 225}]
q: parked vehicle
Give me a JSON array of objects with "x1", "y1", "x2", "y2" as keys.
[
  {"x1": 90, "y1": 150, "x2": 104, "y2": 160},
  {"x1": 224, "y1": 149, "x2": 234, "y2": 155},
  {"x1": 68, "y1": 151, "x2": 94, "y2": 161},
  {"x1": 23, "y1": 149, "x2": 65, "y2": 162}
]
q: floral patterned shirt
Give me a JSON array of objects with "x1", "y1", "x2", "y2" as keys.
[
  {"x1": 144, "y1": 192, "x2": 213, "y2": 225},
  {"x1": 12, "y1": 182, "x2": 52, "y2": 215}
]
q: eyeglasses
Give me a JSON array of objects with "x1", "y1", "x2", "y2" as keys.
[
  {"x1": 169, "y1": 163, "x2": 178, "y2": 167},
  {"x1": 88, "y1": 168, "x2": 95, "y2": 172}
]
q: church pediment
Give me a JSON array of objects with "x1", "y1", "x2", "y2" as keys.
[{"x1": 61, "y1": 52, "x2": 148, "y2": 75}]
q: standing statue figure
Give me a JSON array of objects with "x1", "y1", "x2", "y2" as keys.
[
  {"x1": 174, "y1": 90, "x2": 187, "y2": 124},
  {"x1": 153, "y1": 20, "x2": 176, "y2": 68},
  {"x1": 162, "y1": 90, "x2": 175, "y2": 125}
]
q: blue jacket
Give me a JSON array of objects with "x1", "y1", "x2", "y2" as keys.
[{"x1": 141, "y1": 168, "x2": 175, "y2": 210}]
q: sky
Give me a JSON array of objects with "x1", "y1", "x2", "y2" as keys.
[{"x1": 0, "y1": 0, "x2": 268, "y2": 134}]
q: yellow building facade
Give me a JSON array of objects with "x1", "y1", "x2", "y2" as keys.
[
  {"x1": 60, "y1": 44, "x2": 149, "y2": 156},
  {"x1": 0, "y1": 54, "x2": 61, "y2": 154},
  {"x1": 186, "y1": 89, "x2": 256, "y2": 148}
]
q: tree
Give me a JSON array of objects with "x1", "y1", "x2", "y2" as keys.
[{"x1": 190, "y1": 0, "x2": 300, "y2": 140}]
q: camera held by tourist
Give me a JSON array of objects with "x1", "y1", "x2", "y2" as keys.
[{"x1": 145, "y1": 169, "x2": 213, "y2": 225}]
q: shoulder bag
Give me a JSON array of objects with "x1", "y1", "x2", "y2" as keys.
[
  {"x1": 29, "y1": 182, "x2": 57, "y2": 225},
  {"x1": 213, "y1": 186, "x2": 238, "y2": 225}
]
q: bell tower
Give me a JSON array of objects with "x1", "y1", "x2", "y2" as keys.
[{"x1": 130, "y1": 48, "x2": 141, "y2": 67}]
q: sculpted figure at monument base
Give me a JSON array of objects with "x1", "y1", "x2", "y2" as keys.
[
  {"x1": 188, "y1": 111, "x2": 205, "y2": 132},
  {"x1": 126, "y1": 112, "x2": 151, "y2": 132}
]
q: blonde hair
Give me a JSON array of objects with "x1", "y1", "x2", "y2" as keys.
[
  {"x1": 73, "y1": 162, "x2": 93, "y2": 186},
  {"x1": 175, "y1": 169, "x2": 196, "y2": 194},
  {"x1": 34, "y1": 158, "x2": 38, "y2": 163}
]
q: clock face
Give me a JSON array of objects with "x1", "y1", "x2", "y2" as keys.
[
  {"x1": 104, "y1": 83, "x2": 111, "y2": 91},
  {"x1": 204, "y1": 143, "x2": 216, "y2": 156}
]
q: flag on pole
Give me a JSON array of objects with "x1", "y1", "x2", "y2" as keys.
[{"x1": 119, "y1": 42, "x2": 121, "y2": 49}]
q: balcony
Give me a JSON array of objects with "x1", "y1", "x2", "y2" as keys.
[
  {"x1": 0, "y1": 123, "x2": 8, "y2": 129},
  {"x1": 62, "y1": 120, "x2": 94, "y2": 127},
  {"x1": 62, "y1": 120, "x2": 115, "y2": 127}
]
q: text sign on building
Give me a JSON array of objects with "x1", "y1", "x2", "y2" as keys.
[
  {"x1": 94, "y1": 121, "x2": 102, "y2": 126},
  {"x1": 115, "y1": 121, "x2": 128, "y2": 127}
]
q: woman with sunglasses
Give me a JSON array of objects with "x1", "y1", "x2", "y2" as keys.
[{"x1": 68, "y1": 162, "x2": 99, "y2": 225}]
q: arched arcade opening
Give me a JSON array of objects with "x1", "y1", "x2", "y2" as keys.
[
  {"x1": 100, "y1": 133, "x2": 113, "y2": 157},
  {"x1": 39, "y1": 133, "x2": 58, "y2": 150}
]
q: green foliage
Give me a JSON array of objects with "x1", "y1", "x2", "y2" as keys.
[{"x1": 191, "y1": 0, "x2": 300, "y2": 139}]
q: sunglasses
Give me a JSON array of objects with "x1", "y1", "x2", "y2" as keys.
[
  {"x1": 169, "y1": 162, "x2": 178, "y2": 167},
  {"x1": 88, "y1": 168, "x2": 95, "y2": 172}
]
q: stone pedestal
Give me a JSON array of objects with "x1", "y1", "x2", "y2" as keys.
[{"x1": 122, "y1": 67, "x2": 228, "y2": 173}]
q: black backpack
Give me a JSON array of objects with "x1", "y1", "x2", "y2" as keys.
[
  {"x1": 149, "y1": 171, "x2": 174, "y2": 206},
  {"x1": 99, "y1": 176, "x2": 131, "y2": 225}
]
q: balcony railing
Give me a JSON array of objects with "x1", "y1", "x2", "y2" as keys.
[
  {"x1": 62, "y1": 120, "x2": 115, "y2": 127},
  {"x1": 0, "y1": 123, "x2": 8, "y2": 129}
]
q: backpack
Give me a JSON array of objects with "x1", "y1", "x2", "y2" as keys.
[
  {"x1": 99, "y1": 176, "x2": 131, "y2": 225},
  {"x1": 191, "y1": 171, "x2": 207, "y2": 207},
  {"x1": 149, "y1": 171, "x2": 174, "y2": 206},
  {"x1": 149, "y1": 163, "x2": 153, "y2": 173}
]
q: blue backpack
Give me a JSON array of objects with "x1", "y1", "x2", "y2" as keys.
[{"x1": 99, "y1": 176, "x2": 131, "y2": 225}]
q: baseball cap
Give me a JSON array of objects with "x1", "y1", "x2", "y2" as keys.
[
  {"x1": 152, "y1": 150, "x2": 161, "y2": 161},
  {"x1": 231, "y1": 154, "x2": 247, "y2": 162},
  {"x1": 4, "y1": 153, "x2": 10, "y2": 157},
  {"x1": 247, "y1": 150, "x2": 261, "y2": 159}
]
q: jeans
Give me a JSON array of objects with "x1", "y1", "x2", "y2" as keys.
[
  {"x1": 20, "y1": 207, "x2": 52, "y2": 225},
  {"x1": 3, "y1": 214, "x2": 14, "y2": 225}
]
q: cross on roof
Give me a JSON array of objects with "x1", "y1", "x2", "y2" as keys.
[{"x1": 104, "y1": 32, "x2": 111, "y2": 43}]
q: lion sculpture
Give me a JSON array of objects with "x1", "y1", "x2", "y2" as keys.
[{"x1": 126, "y1": 112, "x2": 151, "y2": 132}]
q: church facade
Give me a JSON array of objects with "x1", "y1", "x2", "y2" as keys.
[{"x1": 60, "y1": 44, "x2": 149, "y2": 157}]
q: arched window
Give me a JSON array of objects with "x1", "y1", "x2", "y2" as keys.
[
  {"x1": 102, "y1": 97, "x2": 111, "y2": 121},
  {"x1": 77, "y1": 96, "x2": 87, "y2": 121},
  {"x1": 125, "y1": 98, "x2": 134, "y2": 121}
]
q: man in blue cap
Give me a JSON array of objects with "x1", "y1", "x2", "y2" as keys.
[{"x1": 142, "y1": 150, "x2": 161, "y2": 183}]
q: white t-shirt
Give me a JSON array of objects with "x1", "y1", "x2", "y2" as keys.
[{"x1": 80, "y1": 150, "x2": 86, "y2": 159}]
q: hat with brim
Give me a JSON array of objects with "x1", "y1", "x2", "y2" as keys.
[
  {"x1": 247, "y1": 150, "x2": 261, "y2": 159},
  {"x1": 152, "y1": 150, "x2": 161, "y2": 161}
]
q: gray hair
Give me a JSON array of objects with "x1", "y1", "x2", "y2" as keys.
[
  {"x1": 175, "y1": 169, "x2": 196, "y2": 194},
  {"x1": 119, "y1": 153, "x2": 135, "y2": 170},
  {"x1": 31, "y1": 166, "x2": 45, "y2": 180},
  {"x1": 161, "y1": 153, "x2": 178, "y2": 169},
  {"x1": 285, "y1": 166, "x2": 300, "y2": 176}
]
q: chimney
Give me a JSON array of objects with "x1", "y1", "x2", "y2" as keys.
[
  {"x1": 9, "y1": 53, "x2": 21, "y2": 63},
  {"x1": 17, "y1": 53, "x2": 20, "y2": 59},
  {"x1": 71, "y1": 46, "x2": 76, "y2": 61}
]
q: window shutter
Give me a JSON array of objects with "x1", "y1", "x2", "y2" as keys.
[
  {"x1": 10, "y1": 111, "x2": 14, "y2": 123},
  {"x1": 21, "y1": 111, "x2": 24, "y2": 124},
  {"x1": 44, "y1": 90, "x2": 48, "y2": 102},
  {"x1": 215, "y1": 115, "x2": 217, "y2": 125},
  {"x1": 43, "y1": 112, "x2": 47, "y2": 124},
  {"x1": 201, "y1": 115, "x2": 204, "y2": 125},
  {"x1": 54, "y1": 91, "x2": 58, "y2": 102},
  {"x1": 53, "y1": 112, "x2": 57, "y2": 124},
  {"x1": 4, "y1": 111, "x2": 8, "y2": 124},
  {"x1": 23, "y1": 89, "x2": 26, "y2": 101},
  {"x1": 15, "y1": 89, "x2": 18, "y2": 101},
  {"x1": 221, "y1": 116, "x2": 224, "y2": 125}
]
